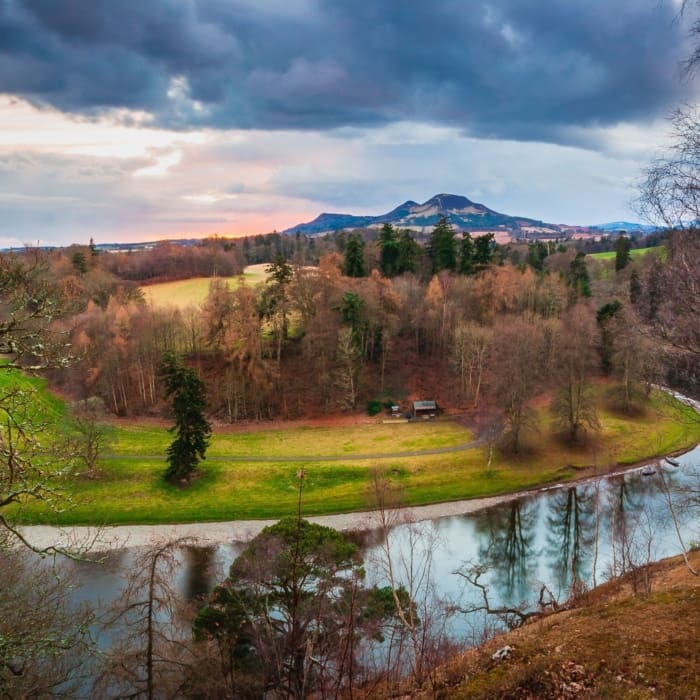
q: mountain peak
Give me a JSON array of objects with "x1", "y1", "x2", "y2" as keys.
[
  {"x1": 426, "y1": 193, "x2": 476, "y2": 209},
  {"x1": 282, "y1": 193, "x2": 547, "y2": 235}
]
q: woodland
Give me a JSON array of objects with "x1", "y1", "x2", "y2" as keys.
[
  {"x1": 10, "y1": 220, "x2": 696, "y2": 448},
  {"x1": 1, "y1": 219, "x2": 700, "y2": 698}
]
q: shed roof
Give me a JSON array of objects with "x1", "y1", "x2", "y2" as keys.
[{"x1": 413, "y1": 400, "x2": 437, "y2": 411}]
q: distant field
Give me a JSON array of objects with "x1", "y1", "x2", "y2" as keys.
[
  {"x1": 142, "y1": 264, "x2": 269, "y2": 309},
  {"x1": 588, "y1": 245, "x2": 665, "y2": 261}
]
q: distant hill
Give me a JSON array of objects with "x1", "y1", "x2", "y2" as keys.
[
  {"x1": 282, "y1": 193, "x2": 555, "y2": 236},
  {"x1": 590, "y1": 221, "x2": 659, "y2": 234}
]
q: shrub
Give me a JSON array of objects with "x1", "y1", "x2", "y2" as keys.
[{"x1": 367, "y1": 399, "x2": 383, "y2": 416}]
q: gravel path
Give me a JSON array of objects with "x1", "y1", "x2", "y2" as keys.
[{"x1": 19, "y1": 492, "x2": 521, "y2": 553}]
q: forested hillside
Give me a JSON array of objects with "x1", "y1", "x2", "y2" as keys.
[{"x1": 3, "y1": 223, "x2": 697, "y2": 453}]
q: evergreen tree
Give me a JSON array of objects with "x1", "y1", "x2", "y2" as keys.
[
  {"x1": 71, "y1": 251, "x2": 87, "y2": 275},
  {"x1": 194, "y1": 515, "x2": 402, "y2": 698},
  {"x1": 337, "y1": 291, "x2": 366, "y2": 349},
  {"x1": 378, "y1": 223, "x2": 400, "y2": 277},
  {"x1": 343, "y1": 233, "x2": 366, "y2": 277},
  {"x1": 263, "y1": 255, "x2": 293, "y2": 362},
  {"x1": 596, "y1": 300, "x2": 623, "y2": 374},
  {"x1": 473, "y1": 233, "x2": 495, "y2": 269},
  {"x1": 159, "y1": 352, "x2": 211, "y2": 483},
  {"x1": 428, "y1": 215, "x2": 457, "y2": 273},
  {"x1": 568, "y1": 252, "x2": 591, "y2": 298},
  {"x1": 459, "y1": 233, "x2": 475, "y2": 275},
  {"x1": 614, "y1": 234, "x2": 632, "y2": 271},
  {"x1": 396, "y1": 228, "x2": 420, "y2": 274}
]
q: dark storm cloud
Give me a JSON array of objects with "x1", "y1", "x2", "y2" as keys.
[{"x1": 0, "y1": 0, "x2": 692, "y2": 144}]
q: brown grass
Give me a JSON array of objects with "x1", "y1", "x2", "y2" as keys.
[{"x1": 422, "y1": 550, "x2": 700, "y2": 699}]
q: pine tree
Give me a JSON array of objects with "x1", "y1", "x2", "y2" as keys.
[
  {"x1": 428, "y1": 215, "x2": 457, "y2": 273},
  {"x1": 614, "y1": 234, "x2": 632, "y2": 271},
  {"x1": 459, "y1": 232, "x2": 475, "y2": 275},
  {"x1": 378, "y1": 223, "x2": 399, "y2": 277},
  {"x1": 343, "y1": 233, "x2": 366, "y2": 277},
  {"x1": 473, "y1": 233, "x2": 495, "y2": 269},
  {"x1": 568, "y1": 252, "x2": 591, "y2": 298},
  {"x1": 397, "y1": 228, "x2": 420, "y2": 274},
  {"x1": 159, "y1": 352, "x2": 211, "y2": 483}
]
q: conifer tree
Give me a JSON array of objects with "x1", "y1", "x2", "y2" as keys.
[
  {"x1": 397, "y1": 228, "x2": 420, "y2": 274},
  {"x1": 614, "y1": 234, "x2": 632, "y2": 271},
  {"x1": 428, "y1": 215, "x2": 457, "y2": 273},
  {"x1": 159, "y1": 352, "x2": 211, "y2": 483},
  {"x1": 459, "y1": 232, "x2": 475, "y2": 275},
  {"x1": 343, "y1": 233, "x2": 366, "y2": 277},
  {"x1": 378, "y1": 223, "x2": 400, "y2": 277}
]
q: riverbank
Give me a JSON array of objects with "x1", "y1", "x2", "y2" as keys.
[
  {"x1": 429, "y1": 548, "x2": 700, "y2": 699},
  {"x1": 19, "y1": 492, "x2": 520, "y2": 553},
  {"x1": 19, "y1": 451, "x2": 695, "y2": 553}
]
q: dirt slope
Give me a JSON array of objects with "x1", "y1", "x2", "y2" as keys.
[{"x1": 426, "y1": 551, "x2": 700, "y2": 699}]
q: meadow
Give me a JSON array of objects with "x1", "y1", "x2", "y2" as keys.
[
  {"x1": 141, "y1": 263, "x2": 269, "y2": 309},
  {"x1": 5, "y1": 368, "x2": 699, "y2": 525},
  {"x1": 588, "y1": 245, "x2": 664, "y2": 261}
]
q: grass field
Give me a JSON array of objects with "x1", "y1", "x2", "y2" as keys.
[
  {"x1": 3, "y1": 368, "x2": 699, "y2": 526},
  {"x1": 588, "y1": 245, "x2": 665, "y2": 261},
  {"x1": 112, "y1": 420, "x2": 473, "y2": 458},
  {"x1": 141, "y1": 263, "x2": 269, "y2": 309}
]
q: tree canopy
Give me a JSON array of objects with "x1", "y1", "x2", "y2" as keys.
[{"x1": 194, "y1": 515, "x2": 401, "y2": 697}]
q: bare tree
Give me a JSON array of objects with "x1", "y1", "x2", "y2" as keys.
[
  {"x1": 0, "y1": 252, "x2": 105, "y2": 697},
  {"x1": 334, "y1": 327, "x2": 362, "y2": 410},
  {"x1": 94, "y1": 538, "x2": 196, "y2": 699},
  {"x1": 490, "y1": 317, "x2": 545, "y2": 453},
  {"x1": 550, "y1": 305, "x2": 601, "y2": 443},
  {"x1": 0, "y1": 251, "x2": 72, "y2": 371},
  {"x1": 67, "y1": 396, "x2": 115, "y2": 478},
  {"x1": 0, "y1": 550, "x2": 95, "y2": 698},
  {"x1": 452, "y1": 321, "x2": 492, "y2": 407},
  {"x1": 366, "y1": 470, "x2": 456, "y2": 695},
  {"x1": 0, "y1": 382, "x2": 87, "y2": 554},
  {"x1": 643, "y1": 231, "x2": 700, "y2": 367},
  {"x1": 609, "y1": 306, "x2": 659, "y2": 412},
  {"x1": 638, "y1": 106, "x2": 700, "y2": 227},
  {"x1": 604, "y1": 477, "x2": 659, "y2": 596},
  {"x1": 454, "y1": 562, "x2": 558, "y2": 631}
]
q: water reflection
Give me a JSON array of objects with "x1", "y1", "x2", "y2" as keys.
[
  {"x1": 471, "y1": 498, "x2": 538, "y2": 603},
  {"x1": 44, "y1": 448, "x2": 700, "y2": 650},
  {"x1": 181, "y1": 545, "x2": 216, "y2": 601},
  {"x1": 545, "y1": 485, "x2": 595, "y2": 593}
]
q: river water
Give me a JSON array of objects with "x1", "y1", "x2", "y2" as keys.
[{"x1": 52, "y1": 445, "x2": 700, "y2": 637}]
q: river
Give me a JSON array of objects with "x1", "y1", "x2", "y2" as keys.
[{"x1": 48, "y1": 445, "x2": 700, "y2": 631}]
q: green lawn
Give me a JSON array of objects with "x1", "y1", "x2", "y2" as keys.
[
  {"x1": 588, "y1": 245, "x2": 665, "y2": 261},
  {"x1": 141, "y1": 263, "x2": 269, "y2": 309},
  {"x1": 111, "y1": 420, "x2": 473, "y2": 458},
  {"x1": 4, "y1": 372, "x2": 699, "y2": 525}
]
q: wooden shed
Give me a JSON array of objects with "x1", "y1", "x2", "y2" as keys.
[{"x1": 412, "y1": 400, "x2": 437, "y2": 418}]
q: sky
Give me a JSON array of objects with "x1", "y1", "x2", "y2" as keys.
[{"x1": 0, "y1": 0, "x2": 698, "y2": 248}]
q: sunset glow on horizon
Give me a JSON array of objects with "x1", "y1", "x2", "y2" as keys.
[{"x1": 1, "y1": 1, "x2": 698, "y2": 247}]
